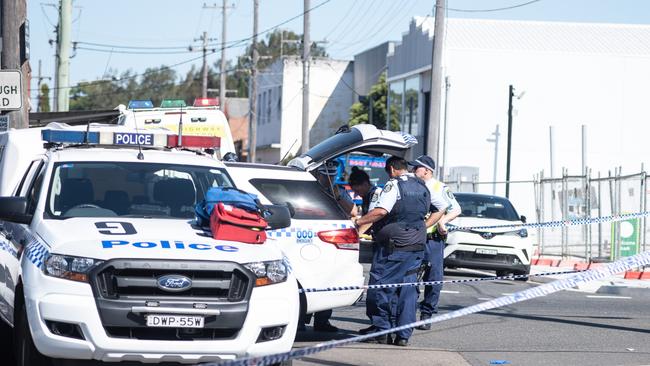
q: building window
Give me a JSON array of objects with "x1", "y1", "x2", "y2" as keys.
[
  {"x1": 404, "y1": 76, "x2": 419, "y2": 136},
  {"x1": 388, "y1": 81, "x2": 404, "y2": 132}
]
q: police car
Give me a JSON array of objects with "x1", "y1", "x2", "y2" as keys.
[
  {"x1": 445, "y1": 193, "x2": 533, "y2": 278},
  {"x1": 227, "y1": 124, "x2": 417, "y2": 317},
  {"x1": 0, "y1": 125, "x2": 298, "y2": 365}
]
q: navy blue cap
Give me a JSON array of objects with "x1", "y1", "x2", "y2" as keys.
[{"x1": 408, "y1": 155, "x2": 436, "y2": 171}]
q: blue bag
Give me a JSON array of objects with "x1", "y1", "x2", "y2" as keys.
[{"x1": 195, "y1": 187, "x2": 261, "y2": 227}]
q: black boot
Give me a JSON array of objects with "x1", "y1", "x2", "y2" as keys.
[{"x1": 416, "y1": 314, "x2": 432, "y2": 330}]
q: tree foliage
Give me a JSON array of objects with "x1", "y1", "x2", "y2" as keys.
[
  {"x1": 68, "y1": 30, "x2": 328, "y2": 110},
  {"x1": 39, "y1": 83, "x2": 51, "y2": 112},
  {"x1": 348, "y1": 73, "x2": 399, "y2": 130}
]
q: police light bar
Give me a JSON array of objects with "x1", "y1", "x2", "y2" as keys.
[
  {"x1": 41, "y1": 130, "x2": 220, "y2": 149},
  {"x1": 193, "y1": 97, "x2": 219, "y2": 107},
  {"x1": 128, "y1": 100, "x2": 154, "y2": 109},
  {"x1": 160, "y1": 99, "x2": 187, "y2": 108}
]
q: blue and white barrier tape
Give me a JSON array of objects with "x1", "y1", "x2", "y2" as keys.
[
  {"x1": 201, "y1": 250, "x2": 650, "y2": 366},
  {"x1": 448, "y1": 210, "x2": 650, "y2": 232},
  {"x1": 299, "y1": 269, "x2": 585, "y2": 293}
]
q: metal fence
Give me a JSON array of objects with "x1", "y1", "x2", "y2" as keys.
[{"x1": 445, "y1": 167, "x2": 649, "y2": 262}]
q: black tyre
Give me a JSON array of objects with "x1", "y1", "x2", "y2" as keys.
[
  {"x1": 0, "y1": 314, "x2": 14, "y2": 363},
  {"x1": 514, "y1": 271, "x2": 530, "y2": 282},
  {"x1": 15, "y1": 297, "x2": 53, "y2": 366}
]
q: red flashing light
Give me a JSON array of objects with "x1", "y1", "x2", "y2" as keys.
[
  {"x1": 193, "y1": 98, "x2": 219, "y2": 107},
  {"x1": 167, "y1": 135, "x2": 221, "y2": 148},
  {"x1": 317, "y1": 228, "x2": 359, "y2": 250}
]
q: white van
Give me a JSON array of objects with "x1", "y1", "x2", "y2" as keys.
[{"x1": 118, "y1": 98, "x2": 237, "y2": 157}]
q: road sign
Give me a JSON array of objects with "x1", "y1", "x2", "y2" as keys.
[
  {"x1": 611, "y1": 217, "x2": 639, "y2": 259},
  {"x1": 0, "y1": 70, "x2": 23, "y2": 110},
  {"x1": 0, "y1": 115, "x2": 8, "y2": 131}
]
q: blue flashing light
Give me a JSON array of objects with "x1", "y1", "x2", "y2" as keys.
[
  {"x1": 128, "y1": 100, "x2": 154, "y2": 109},
  {"x1": 41, "y1": 130, "x2": 100, "y2": 144}
]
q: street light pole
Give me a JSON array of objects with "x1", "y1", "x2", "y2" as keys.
[
  {"x1": 487, "y1": 124, "x2": 500, "y2": 195},
  {"x1": 505, "y1": 84, "x2": 514, "y2": 198}
]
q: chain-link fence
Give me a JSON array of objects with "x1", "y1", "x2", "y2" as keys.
[{"x1": 445, "y1": 167, "x2": 649, "y2": 262}]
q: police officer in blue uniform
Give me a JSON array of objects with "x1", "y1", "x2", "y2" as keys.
[
  {"x1": 353, "y1": 156, "x2": 430, "y2": 346},
  {"x1": 348, "y1": 167, "x2": 383, "y2": 333}
]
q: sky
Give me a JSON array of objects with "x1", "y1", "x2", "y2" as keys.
[{"x1": 27, "y1": 0, "x2": 650, "y2": 105}]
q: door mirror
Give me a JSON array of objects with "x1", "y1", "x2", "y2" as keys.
[
  {"x1": 264, "y1": 205, "x2": 292, "y2": 230},
  {"x1": 520, "y1": 215, "x2": 527, "y2": 223},
  {"x1": 284, "y1": 202, "x2": 296, "y2": 218},
  {"x1": 0, "y1": 197, "x2": 32, "y2": 225}
]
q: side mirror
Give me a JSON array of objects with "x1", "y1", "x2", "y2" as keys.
[
  {"x1": 520, "y1": 215, "x2": 527, "y2": 223},
  {"x1": 0, "y1": 197, "x2": 32, "y2": 225},
  {"x1": 264, "y1": 205, "x2": 292, "y2": 230},
  {"x1": 284, "y1": 202, "x2": 296, "y2": 218}
]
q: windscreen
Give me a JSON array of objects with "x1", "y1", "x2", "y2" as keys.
[
  {"x1": 249, "y1": 178, "x2": 347, "y2": 220},
  {"x1": 455, "y1": 194, "x2": 520, "y2": 221},
  {"x1": 47, "y1": 162, "x2": 233, "y2": 219}
]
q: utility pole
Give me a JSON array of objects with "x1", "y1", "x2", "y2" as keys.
[
  {"x1": 192, "y1": 31, "x2": 217, "y2": 98},
  {"x1": 427, "y1": 0, "x2": 445, "y2": 173},
  {"x1": 1, "y1": 0, "x2": 29, "y2": 128},
  {"x1": 56, "y1": 0, "x2": 71, "y2": 111},
  {"x1": 32, "y1": 60, "x2": 52, "y2": 112},
  {"x1": 505, "y1": 85, "x2": 514, "y2": 198},
  {"x1": 249, "y1": 0, "x2": 259, "y2": 162},
  {"x1": 301, "y1": 0, "x2": 311, "y2": 154},
  {"x1": 441, "y1": 75, "x2": 451, "y2": 179},
  {"x1": 487, "y1": 124, "x2": 500, "y2": 195},
  {"x1": 213, "y1": 1, "x2": 234, "y2": 108}
]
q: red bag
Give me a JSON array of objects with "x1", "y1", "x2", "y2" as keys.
[{"x1": 210, "y1": 203, "x2": 268, "y2": 244}]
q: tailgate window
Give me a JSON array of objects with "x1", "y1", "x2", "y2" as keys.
[{"x1": 250, "y1": 178, "x2": 346, "y2": 220}]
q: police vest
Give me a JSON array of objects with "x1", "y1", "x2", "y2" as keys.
[
  {"x1": 376, "y1": 176, "x2": 430, "y2": 247},
  {"x1": 362, "y1": 185, "x2": 380, "y2": 215}
]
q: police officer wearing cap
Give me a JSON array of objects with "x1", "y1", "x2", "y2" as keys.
[
  {"x1": 353, "y1": 156, "x2": 430, "y2": 346},
  {"x1": 408, "y1": 155, "x2": 461, "y2": 330}
]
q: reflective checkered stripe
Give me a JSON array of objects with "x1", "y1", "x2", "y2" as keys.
[
  {"x1": 0, "y1": 239, "x2": 18, "y2": 258},
  {"x1": 24, "y1": 239, "x2": 49, "y2": 269},
  {"x1": 266, "y1": 223, "x2": 353, "y2": 239}
]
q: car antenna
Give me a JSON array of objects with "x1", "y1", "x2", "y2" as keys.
[
  {"x1": 132, "y1": 109, "x2": 144, "y2": 160},
  {"x1": 276, "y1": 139, "x2": 297, "y2": 165}
]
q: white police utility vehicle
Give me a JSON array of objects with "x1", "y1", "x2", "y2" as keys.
[{"x1": 0, "y1": 125, "x2": 298, "y2": 365}]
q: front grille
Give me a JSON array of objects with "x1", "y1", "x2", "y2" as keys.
[
  {"x1": 90, "y1": 260, "x2": 254, "y2": 341},
  {"x1": 104, "y1": 326, "x2": 239, "y2": 341},
  {"x1": 92, "y1": 260, "x2": 251, "y2": 302},
  {"x1": 453, "y1": 251, "x2": 519, "y2": 264}
]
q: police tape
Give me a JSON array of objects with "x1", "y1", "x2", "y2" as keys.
[
  {"x1": 298, "y1": 269, "x2": 585, "y2": 293},
  {"x1": 447, "y1": 210, "x2": 650, "y2": 232},
  {"x1": 202, "y1": 250, "x2": 650, "y2": 366}
]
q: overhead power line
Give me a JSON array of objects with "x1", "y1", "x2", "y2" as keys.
[
  {"x1": 75, "y1": 46, "x2": 200, "y2": 55},
  {"x1": 29, "y1": 0, "x2": 333, "y2": 93},
  {"x1": 75, "y1": 41, "x2": 190, "y2": 50},
  {"x1": 447, "y1": 0, "x2": 543, "y2": 13}
]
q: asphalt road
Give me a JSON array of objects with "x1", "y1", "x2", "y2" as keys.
[{"x1": 294, "y1": 268, "x2": 650, "y2": 366}]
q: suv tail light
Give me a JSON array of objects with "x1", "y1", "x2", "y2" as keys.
[{"x1": 317, "y1": 228, "x2": 359, "y2": 250}]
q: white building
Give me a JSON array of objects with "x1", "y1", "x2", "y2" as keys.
[
  {"x1": 387, "y1": 17, "x2": 650, "y2": 217},
  {"x1": 254, "y1": 57, "x2": 354, "y2": 163}
]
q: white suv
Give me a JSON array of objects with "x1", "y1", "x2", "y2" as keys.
[
  {"x1": 0, "y1": 126, "x2": 298, "y2": 365},
  {"x1": 227, "y1": 124, "x2": 417, "y2": 317}
]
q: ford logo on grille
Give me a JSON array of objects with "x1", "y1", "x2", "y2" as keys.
[{"x1": 157, "y1": 275, "x2": 192, "y2": 292}]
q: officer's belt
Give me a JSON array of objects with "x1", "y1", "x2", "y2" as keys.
[{"x1": 392, "y1": 243, "x2": 425, "y2": 252}]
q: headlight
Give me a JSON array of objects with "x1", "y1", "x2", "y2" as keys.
[
  {"x1": 244, "y1": 260, "x2": 288, "y2": 287},
  {"x1": 517, "y1": 228, "x2": 528, "y2": 238},
  {"x1": 43, "y1": 254, "x2": 103, "y2": 282}
]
